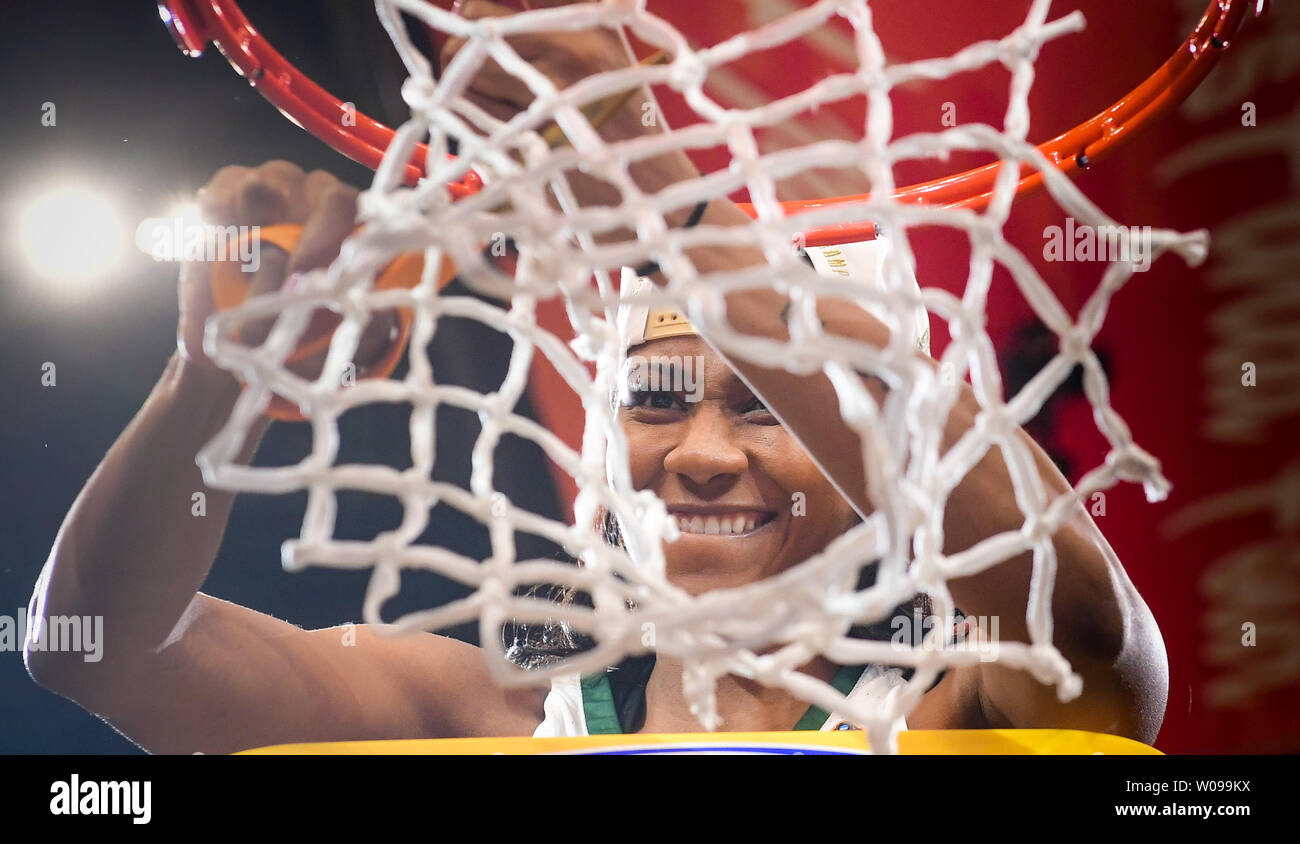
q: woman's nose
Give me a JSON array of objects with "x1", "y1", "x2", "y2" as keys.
[{"x1": 662, "y1": 404, "x2": 748, "y2": 486}]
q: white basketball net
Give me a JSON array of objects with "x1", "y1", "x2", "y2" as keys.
[{"x1": 196, "y1": 0, "x2": 1208, "y2": 753}]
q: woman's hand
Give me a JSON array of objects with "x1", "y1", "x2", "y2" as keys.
[
  {"x1": 438, "y1": 1, "x2": 701, "y2": 204},
  {"x1": 180, "y1": 161, "x2": 399, "y2": 383}
]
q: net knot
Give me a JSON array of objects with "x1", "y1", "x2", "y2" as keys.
[
  {"x1": 1059, "y1": 329, "x2": 1090, "y2": 363},
  {"x1": 1105, "y1": 444, "x2": 1170, "y2": 505},
  {"x1": 1021, "y1": 512, "x2": 1056, "y2": 545},
  {"x1": 479, "y1": 576, "x2": 511, "y2": 605},
  {"x1": 968, "y1": 216, "x2": 1003, "y2": 251},
  {"x1": 974, "y1": 408, "x2": 1014, "y2": 441},
  {"x1": 401, "y1": 76, "x2": 439, "y2": 113},
  {"x1": 667, "y1": 53, "x2": 708, "y2": 92},
  {"x1": 483, "y1": 391, "x2": 513, "y2": 420},
  {"x1": 1000, "y1": 22, "x2": 1047, "y2": 67},
  {"x1": 1107, "y1": 443, "x2": 1156, "y2": 478}
]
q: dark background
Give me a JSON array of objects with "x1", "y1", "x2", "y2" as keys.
[{"x1": 0, "y1": 0, "x2": 566, "y2": 753}]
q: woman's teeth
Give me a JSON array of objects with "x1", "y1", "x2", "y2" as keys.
[{"x1": 672, "y1": 513, "x2": 768, "y2": 536}]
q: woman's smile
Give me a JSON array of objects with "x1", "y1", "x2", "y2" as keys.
[{"x1": 668, "y1": 508, "x2": 777, "y2": 537}]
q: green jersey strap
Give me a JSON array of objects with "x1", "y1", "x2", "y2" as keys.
[
  {"x1": 579, "y1": 672, "x2": 624, "y2": 736},
  {"x1": 791, "y1": 664, "x2": 862, "y2": 731},
  {"x1": 580, "y1": 664, "x2": 865, "y2": 735}
]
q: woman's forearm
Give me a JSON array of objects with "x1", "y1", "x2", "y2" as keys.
[
  {"x1": 692, "y1": 226, "x2": 1160, "y2": 732},
  {"x1": 27, "y1": 353, "x2": 270, "y2": 681}
]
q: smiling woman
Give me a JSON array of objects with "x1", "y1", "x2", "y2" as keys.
[
  {"x1": 517, "y1": 298, "x2": 945, "y2": 737},
  {"x1": 619, "y1": 332, "x2": 861, "y2": 594}
]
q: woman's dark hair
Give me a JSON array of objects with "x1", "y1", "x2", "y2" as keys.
[{"x1": 503, "y1": 506, "x2": 939, "y2": 671}]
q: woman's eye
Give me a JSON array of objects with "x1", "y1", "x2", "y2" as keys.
[
  {"x1": 739, "y1": 394, "x2": 779, "y2": 424},
  {"x1": 645, "y1": 391, "x2": 679, "y2": 410},
  {"x1": 624, "y1": 387, "x2": 683, "y2": 412}
]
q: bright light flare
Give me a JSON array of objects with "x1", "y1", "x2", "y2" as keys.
[
  {"x1": 135, "y1": 201, "x2": 203, "y2": 260},
  {"x1": 16, "y1": 185, "x2": 127, "y2": 290}
]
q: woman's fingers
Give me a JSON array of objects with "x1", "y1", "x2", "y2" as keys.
[
  {"x1": 195, "y1": 165, "x2": 252, "y2": 226},
  {"x1": 457, "y1": 0, "x2": 520, "y2": 22},
  {"x1": 302, "y1": 169, "x2": 344, "y2": 214},
  {"x1": 234, "y1": 161, "x2": 307, "y2": 225},
  {"x1": 188, "y1": 162, "x2": 401, "y2": 381},
  {"x1": 237, "y1": 246, "x2": 290, "y2": 348},
  {"x1": 276, "y1": 177, "x2": 400, "y2": 380},
  {"x1": 195, "y1": 161, "x2": 308, "y2": 229},
  {"x1": 440, "y1": 0, "x2": 585, "y2": 92},
  {"x1": 519, "y1": 0, "x2": 600, "y2": 8},
  {"x1": 225, "y1": 163, "x2": 314, "y2": 345},
  {"x1": 266, "y1": 180, "x2": 360, "y2": 358},
  {"x1": 287, "y1": 181, "x2": 359, "y2": 277},
  {"x1": 440, "y1": 0, "x2": 640, "y2": 133}
]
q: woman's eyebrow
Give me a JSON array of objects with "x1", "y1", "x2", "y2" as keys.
[{"x1": 721, "y1": 370, "x2": 752, "y2": 394}]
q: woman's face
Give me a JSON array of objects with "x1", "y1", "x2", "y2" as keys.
[{"x1": 617, "y1": 335, "x2": 859, "y2": 595}]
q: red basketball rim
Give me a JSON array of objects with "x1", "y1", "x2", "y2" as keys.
[{"x1": 157, "y1": 0, "x2": 1256, "y2": 246}]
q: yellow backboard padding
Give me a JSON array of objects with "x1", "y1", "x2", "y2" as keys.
[{"x1": 239, "y1": 729, "x2": 1160, "y2": 755}]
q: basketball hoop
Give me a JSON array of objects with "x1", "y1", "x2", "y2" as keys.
[{"x1": 158, "y1": 0, "x2": 1253, "y2": 245}]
